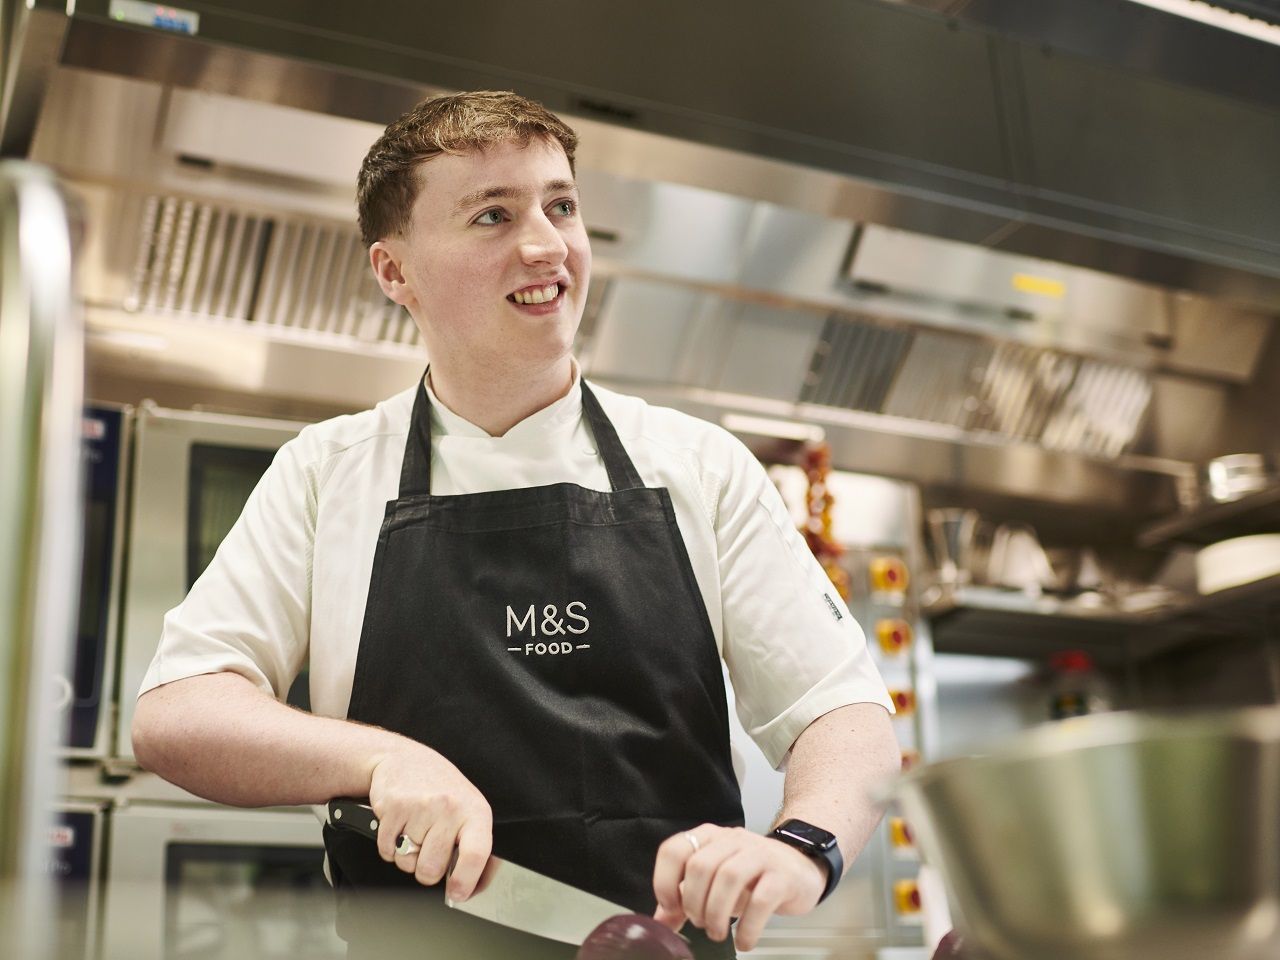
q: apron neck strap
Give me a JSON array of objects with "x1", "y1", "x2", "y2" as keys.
[
  {"x1": 400, "y1": 376, "x2": 434, "y2": 498},
  {"x1": 398, "y1": 373, "x2": 644, "y2": 498},
  {"x1": 580, "y1": 380, "x2": 643, "y2": 491}
]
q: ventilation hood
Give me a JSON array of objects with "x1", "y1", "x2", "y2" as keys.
[
  {"x1": 8, "y1": 2, "x2": 1279, "y2": 530},
  {"x1": 3, "y1": 0, "x2": 1280, "y2": 310},
  {"x1": 39, "y1": 63, "x2": 1274, "y2": 531}
]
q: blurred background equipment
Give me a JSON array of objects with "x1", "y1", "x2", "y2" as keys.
[
  {"x1": 0, "y1": 160, "x2": 84, "y2": 959},
  {"x1": 891, "y1": 707, "x2": 1280, "y2": 960}
]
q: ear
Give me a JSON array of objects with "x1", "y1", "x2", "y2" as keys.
[{"x1": 370, "y1": 240, "x2": 413, "y2": 306}]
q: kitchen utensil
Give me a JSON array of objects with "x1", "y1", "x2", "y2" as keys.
[
  {"x1": 926, "y1": 509, "x2": 979, "y2": 586},
  {"x1": 326, "y1": 800, "x2": 631, "y2": 945},
  {"x1": 1204, "y1": 453, "x2": 1276, "y2": 504},
  {"x1": 888, "y1": 708, "x2": 1280, "y2": 960},
  {"x1": 985, "y1": 523, "x2": 1056, "y2": 594},
  {"x1": 1195, "y1": 534, "x2": 1280, "y2": 594}
]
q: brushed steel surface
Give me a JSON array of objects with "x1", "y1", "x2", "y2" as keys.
[
  {"x1": 446, "y1": 856, "x2": 631, "y2": 945},
  {"x1": 0, "y1": 2, "x2": 67, "y2": 157},
  {"x1": 608, "y1": 380, "x2": 1187, "y2": 520},
  {"x1": 11, "y1": 3, "x2": 1279, "y2": 306},
  {"x1": 0, "y1": 160, "x2": 84, "y2": 959},
  {"x1": 101, "y1": 804, "x2": 335, "y2": 960},
  {"x1": 13, "y1": 56, "x2": 1269, "y2": 505},
  {"x1": 114, "y1": 405, "x2": 307, "y2": 763},
  {"x1": 892, "y1": 708, "x2": 1280, "y2": 960},
  {"x1": 885, "y1": 0, "x2": 1280, "y2": 112}
]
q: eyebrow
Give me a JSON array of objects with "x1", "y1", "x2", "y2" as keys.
[{"x1": 453, "y1": 179, "x2": 578, "y2": 216}]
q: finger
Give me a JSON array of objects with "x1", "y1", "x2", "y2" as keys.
[
  {"x1": 652, "y1": 902, "x2": 687, "y2": 933},
  {"x1": 678, "y1": 827, "x2": 737, "y2": 929},
  {"x1": 375, "y1": 808, "x2": 410, "y2": 863},
  {"x1": 652, "y1": 829, "x2": 700, "y2": 914},
  {"x1": 735, "y1": 874, "x2": 788, "y2": 953},
  {"x1": 680, "y1": 855, "x2": 721, "y2": 930},
  {"x1": 702, "y1": 852, "x2": 761, "y2": 942},
  {"x1": 415, "y1": 818, "x2": 459, "y2": 886},
  {"x1": 446, "y1": 818, "x2": 493, "y2": 902},
  {"x1": 391, "y1": 813, "x2": 431, "y2": 874}
]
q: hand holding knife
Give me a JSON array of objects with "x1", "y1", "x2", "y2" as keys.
[{"x1": 327, "y1": 799, "x2": 661, "y2": 948}]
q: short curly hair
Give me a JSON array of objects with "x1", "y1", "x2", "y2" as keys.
[{"x1": 357, "y1": 90, "x2": 579, "y2": 248}]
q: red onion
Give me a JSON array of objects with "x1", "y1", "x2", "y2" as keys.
[
  {"x1": 931, "y1": 929, "x2": 994, "y2": 960},
  {"x1": 931, "y1": 930, "x2": 966, "y2": 959},
  {"x1": 576, "y1": 914, "x2": 694, "y2": 960}
]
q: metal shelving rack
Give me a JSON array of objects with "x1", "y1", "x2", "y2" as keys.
[
  {"x1": 924, "y1": 586, "x2": 1148, "y2": 663},
  {"x1": 925, "y1": 482, "x2": 1280, "y2": 661},
  {"x1": 1137, "y1": 485, "x2": 1280, "y2": 549},
  {"x1": 926, "y1": 575, "x2": 1280, "y2": 662}
]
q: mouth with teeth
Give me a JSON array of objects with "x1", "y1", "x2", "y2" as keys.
[{"x1": 507, "y1": 282, "x2": 564, "y2": 308}]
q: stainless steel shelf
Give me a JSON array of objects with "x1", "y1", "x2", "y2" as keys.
[
  {"x1": 1169, "y1": 572, "x2": 1280, "y2": 628},
  {"x1": 925, "y1": 586, "x2": 1150, "y2": 664},
  {"x1": 1137, "y1": 485, "x2": 1280, "y2": 549},
  {"x1": 925, "y1": 575, "x2": 1280, "y2": 663}
]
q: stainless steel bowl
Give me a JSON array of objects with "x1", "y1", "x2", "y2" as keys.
[{"x1": 890, "y1": 709, "x2": 1280, "y2": 960}]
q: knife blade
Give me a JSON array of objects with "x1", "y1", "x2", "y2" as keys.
[{"x1": 326, "y1": 799, "x2": 632, "y2": 945}]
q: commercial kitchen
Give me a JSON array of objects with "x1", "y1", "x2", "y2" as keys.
[{"x1": 3, "y1": 1, "x2": 1279, "y2": 959}]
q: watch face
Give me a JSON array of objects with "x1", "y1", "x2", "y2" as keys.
[{"x1": 776, "y1": 819, "x2": 836, "y2": 850}]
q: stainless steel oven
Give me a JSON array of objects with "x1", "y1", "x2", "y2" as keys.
[
  {"x1": 101, "y1": 804, "x2": 345, "y2": 960},
  {"x1": 59, "y1": 403, "x2": 131, "y2": 758},
  {"x1": 115, "y1": 404, "x2": 308, "y2": 762},
  {"x1": 47, "y1": 800, "x2": 108, "y2": 960}
]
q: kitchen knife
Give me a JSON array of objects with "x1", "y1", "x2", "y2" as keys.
[{"x1": 326, "y1": 799, "x2": 633, "y2": 945}]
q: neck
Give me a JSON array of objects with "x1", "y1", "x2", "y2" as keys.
[{"x1": 427, "y1": 356, "x2": 576, "y2": 437}]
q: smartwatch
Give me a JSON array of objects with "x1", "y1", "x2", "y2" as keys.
[{"x1": 769, "y1": 819, "x2": 844, "y2": 903}]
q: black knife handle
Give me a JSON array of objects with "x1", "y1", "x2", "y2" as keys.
[{"x1": 328, "y1": 799, "x2": 381, "y2": 841}]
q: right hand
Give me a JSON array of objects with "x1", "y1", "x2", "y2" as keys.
[{"x1": 367, "y1": 742, "x2": 493, "y2": 901}]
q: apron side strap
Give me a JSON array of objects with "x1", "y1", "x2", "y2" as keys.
[{"x1": 580, "y1": 381, "x2": 644, "y2": 491}]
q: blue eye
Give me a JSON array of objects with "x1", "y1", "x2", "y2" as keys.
[
  {"x1": 551, "y1": 200, "x2": 576, "y2": 217},
  {"x1": 475, "y1": 209, "x2": 505, "y2": 226}
]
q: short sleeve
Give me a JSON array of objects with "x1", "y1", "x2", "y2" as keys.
[
  {"x1": 714, "y1": 433, "x2": 894, "y2": 769},
  {"x1": 138, "y1": 436, "x2": 316, "y2": 700}
]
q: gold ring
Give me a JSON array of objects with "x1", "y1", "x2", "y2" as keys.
[{"x1": 684, "y1": 831, "x2": 700, "y2": 853}]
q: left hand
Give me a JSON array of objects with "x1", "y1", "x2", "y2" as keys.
[{"x1": 651, "y1": 824, "x2": 828, "y2": 951}]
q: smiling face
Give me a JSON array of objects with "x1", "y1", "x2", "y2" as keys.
[{"x1": 370, "y1": 137, "x2": 591, "y2": 386}]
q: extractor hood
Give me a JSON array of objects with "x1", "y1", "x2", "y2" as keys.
[
  {"x1": 3, "y1": 0, "x2": 1280, "y2": 310},
  {"x1": 47, "y1": 64, "x2": 1272, "y2": 526},
  {"x1": 9, "y1": 4, "x2": 1279, "y2": 526}
]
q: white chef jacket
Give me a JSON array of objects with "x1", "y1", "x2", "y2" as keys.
[{"x1": 140, "y1": 371, "x2": 893, "y2": 769}]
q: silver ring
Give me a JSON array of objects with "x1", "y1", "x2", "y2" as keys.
[
  {"x1": 395, "y1": 835, "x2": 420, "y2": 857},
  {"x1": 683, "y1": 831, "x2": 700, "y2": 853}
]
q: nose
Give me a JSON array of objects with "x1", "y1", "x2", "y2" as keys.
[{"x1": 517, "y1": 209, "x2": 568, "y2": 266}]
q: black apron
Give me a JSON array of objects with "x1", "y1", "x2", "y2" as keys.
[{"x1": 324, "y1": 377, "x2": 744, "y2": 959}]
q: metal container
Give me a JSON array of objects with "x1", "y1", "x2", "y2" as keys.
[
  {"x1": 927, "y1": 509, "x2": 980, "y2": 586},
  {"x1": 1204, "y1": 453, "x2": 1276, "y2": 504},
  {"x1": 890, "y1": 708, "x2": 1280, "y2": 960}
]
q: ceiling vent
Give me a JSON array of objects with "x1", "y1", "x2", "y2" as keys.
[{"x1": 120, "y1": 190, "x2": 418, "y2": 348}]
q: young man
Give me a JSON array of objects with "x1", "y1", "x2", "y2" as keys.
[{"x1": 132, "y1": 91, "x2": 900, "y2": 959}]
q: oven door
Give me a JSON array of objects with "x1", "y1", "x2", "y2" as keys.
[
  {"x1": 115, "y1": 405, "x2": 307, "y2": 762},
  {"x1": 101, "y1": 804, "x2": 345, "y2": 960},
  {"x1": 47, "y1": 800, "x2": 107, "y2": 960},
  {"x1": 60, "y1": 403, "x2": 131, "y2": 758}
]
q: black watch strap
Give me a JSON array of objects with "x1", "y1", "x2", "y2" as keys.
[{"x1": 769, "y1": 818, "x2": 844, "y2": 903}]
